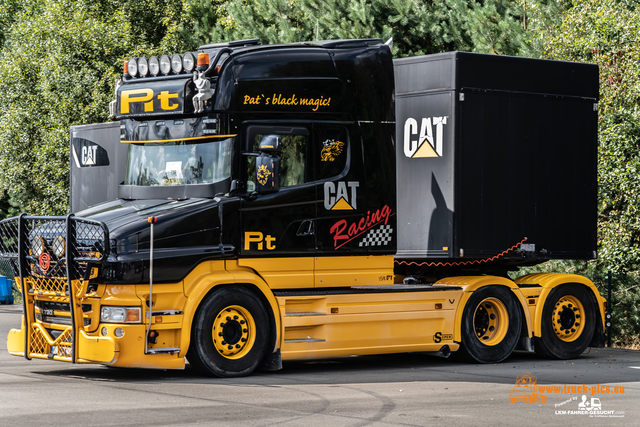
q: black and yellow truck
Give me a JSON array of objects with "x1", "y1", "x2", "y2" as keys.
[{"x1": 1, "y1": 38, "x2": 607, "y2": 377}]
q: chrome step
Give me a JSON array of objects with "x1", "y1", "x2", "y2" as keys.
[
  {"x1": 146, "y1": 347, "x2": 180, "y2": 354},
  {"x1": 285, "y1": 312, "x2": 325, "y2": 317},
  {"x1": 284, "y1": 338, "x2": 325, "y2": 343}
]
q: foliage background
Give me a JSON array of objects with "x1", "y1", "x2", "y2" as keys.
[{"x1": 0, "y1": 0, "x2": 639, "y2": 346}]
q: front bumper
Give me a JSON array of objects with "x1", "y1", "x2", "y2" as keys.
[{"x1": 7, "y1": 317, "x2": 184, "y2": 369}]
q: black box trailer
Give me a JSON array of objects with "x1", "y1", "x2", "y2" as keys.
[{"x1": 394, "y1": 52, "x2": 599, "y2": 265}]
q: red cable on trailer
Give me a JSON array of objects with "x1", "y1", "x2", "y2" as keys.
[{"x1": 395, "y1": 237, "x2": 528, "y2": 267}]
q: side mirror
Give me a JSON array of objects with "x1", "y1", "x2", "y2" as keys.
[
  {"x1": 255, "y1": 154, "x2": 280, "y2": 194},
  {"x1": 258, "y1": 134, "x2": 282, "y2": 153}
]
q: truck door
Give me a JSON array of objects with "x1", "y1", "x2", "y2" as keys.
[
  {"x1": 240, "y1": 125, "x2": 317, "y2": 264},
  {"x1": 311, "y1": 124, "x2": 361, "y2": 253}
]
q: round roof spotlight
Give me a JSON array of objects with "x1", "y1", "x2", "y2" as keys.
[
  {"x1": 171, "y1": 53, "x2": 183, "y2": 74},
  {"x1": 148, "y1": 56, "x2": 160, "y2": 76},
  {"x1": 183, "y1": 52, "x2": 196, "y2": 73},
  {"x1": 127, "y1": 58, "x2": 138, "y2": 77},
  {"x1": 159, "y1": 55, "x2": 171, "y2": 75},
  {"x1": 138, "y1": 57, "x2": 149, "y2": 77}
]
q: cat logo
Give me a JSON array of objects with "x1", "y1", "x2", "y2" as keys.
[
  {"x1": 403, "y1": 116, "x2": 448, "y2": 158},
  {"x1": 324, "y1": 181, "x2": 359, "y2": 210},
  {"x1": 71, "y1": 138, "x2": 109, "y2": 168},
  {"x1": 82, "y1": 145, "x2": 98, "y2": 166},
  {"x1": 320, "y1": 139, "x2": 345, "y2": 162}
]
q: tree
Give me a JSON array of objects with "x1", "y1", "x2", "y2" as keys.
[
  {"x1": 0, "y1": 0, "x2": 197, "y2": 215},
  {"x1": 193, "y1": 0, "x2": 550, "y2": 58},
  {"x1": 517, "y1": 0, "x2": 640, "y2": 347}
]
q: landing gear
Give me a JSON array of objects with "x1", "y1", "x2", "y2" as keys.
[{"x1": 187, "y1": 287, "x2": 269, "y2": 377}]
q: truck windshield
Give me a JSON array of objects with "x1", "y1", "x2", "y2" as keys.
[{"x1": 124, "y1": 138, "x2": 233, "y2": 186}]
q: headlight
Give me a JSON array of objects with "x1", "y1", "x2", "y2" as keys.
[
  {"x1": 52, "y1": 236, "x2": 65, "y2": 257},
  {"x1": 138, "y1": 57, "x2": 149, "y2": 77},
  {"x1": 100, "y1": 306, "x2": 142, "y2": 323},
  {"x1": 127, "y1": 58, "x2": 138, "y2": 77},
  {"x1": 183, "y1": 52, "x2": 195, "y2": 72},
  {"x1": 31, "y1": 236, "x2": 44, "y2": 257},
  {"x1": 160, "y1": 54, "x2": 171, "y2": 75},
  {"x1": 149, "y1": 56, "x2": 159, "y2": 76},
  {"x1": 171, "y1": 53, "x2": 183, "y2": 74}
]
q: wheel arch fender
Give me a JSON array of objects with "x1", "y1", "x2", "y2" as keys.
[
  {"x1": 515, "y1": 273, "x2": 605, "y2": 338},
  {"x1": 179, "y1": 261, "x2": 282, "y2": 359},
  {"x1": 437, "y1": 276, "x2": 532, "y2": 343}
]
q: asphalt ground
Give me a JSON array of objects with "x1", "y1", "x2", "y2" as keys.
[{"x1": 0, "y1": 303, "x2": 638, "y2": 426}]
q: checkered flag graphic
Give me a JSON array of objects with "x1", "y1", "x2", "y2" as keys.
[{"x1": 359, "y1": 224, "x2": 393, "y2": 247}]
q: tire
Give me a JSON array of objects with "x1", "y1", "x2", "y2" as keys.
[
  {"x1": 457, "y1": 286, "x2": 522, "y2": 364},
  {"x1": 187, "y1": 286, "x2": 269, "y2": 377},
  {"x1": 534, "y1": 284, "x2": 596, "y2": 359}
]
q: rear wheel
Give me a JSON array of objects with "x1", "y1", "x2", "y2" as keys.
[
  {"x1": 457, "y1": 286, "x2": 522, "y2": 363},
  {"x1": 534, "y1": 284, "x2": 596, "y2": 359},
  {"x1": 187, "y1": 287, "x2": 269, "y2": 377}
]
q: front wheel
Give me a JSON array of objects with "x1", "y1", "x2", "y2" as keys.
[
  {"x1": 457, "y1": 286, "x2": 522, "y2": 363},
  {"x1": 187, "y1": 286, "x2": 269, "y2": 377},
  {"x1": 534, "y1": 284, "x2": 596, "y2": 359}
]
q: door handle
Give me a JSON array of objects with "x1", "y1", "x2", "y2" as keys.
[{"x1": 296, "y1": 220, "x2": 314, "y2": 236}]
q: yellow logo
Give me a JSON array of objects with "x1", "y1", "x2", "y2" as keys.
[
  {"x1": 120, "y1": 88, "x2": 179, "y2": 114},
  {"x1": 244, "y1": 232, "x2": 276, "y2": 250},
  {"x1": 321, "y1": 140, "x2": 345, "y2": 162},
  {"x1": 256, "y1": 165, "x2": 270, "y2": 186},
  {"x1": 324, "y1": 181, "x2": 358, "y2": 210}
]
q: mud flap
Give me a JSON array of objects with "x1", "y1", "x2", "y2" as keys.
[
  {"x1": 589, "y1": 321, "x2": 605, "y2": 348},
  {"x1": 516, "y1": 336, "x2": 535, "y2": 352},
  {"x1": 259, "y1": 348, "x2": 282, "y2": 371}
]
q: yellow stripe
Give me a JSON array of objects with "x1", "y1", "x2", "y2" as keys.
[{"x1": 120, "y1": 135, "x2": 237, "y2": 143}]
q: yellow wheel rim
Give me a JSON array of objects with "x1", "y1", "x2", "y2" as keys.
[
  {"x1": 473, "y1": 297, "x2": 509, "y2": 346},
  {"x1": 552, "y1": 295, "x2": 585, "y2": 342},
  {"x1": 212, "y1": 305, "x2": 256, "y2": 360}
]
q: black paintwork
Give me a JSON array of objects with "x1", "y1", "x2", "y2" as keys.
[
  {"x1": 76, "y1": 197, "x2": 238, "y2": 284},
  {"x1": 62, "y1": 41, "x2": 598, "y2": 285},
  {"x1": 394, "y1": 52, "x2": 598, "y2": 275},
  {"x1": 90, "y1": 39, "x2": 398, "y2": 284}
]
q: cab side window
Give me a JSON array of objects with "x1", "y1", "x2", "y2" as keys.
[
  {"x1": 246, "y1": 126, "x2": 310, "y2": 190},
  {"x1": 314, "y1": 126, "x2": 349, "y2": 180}
]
